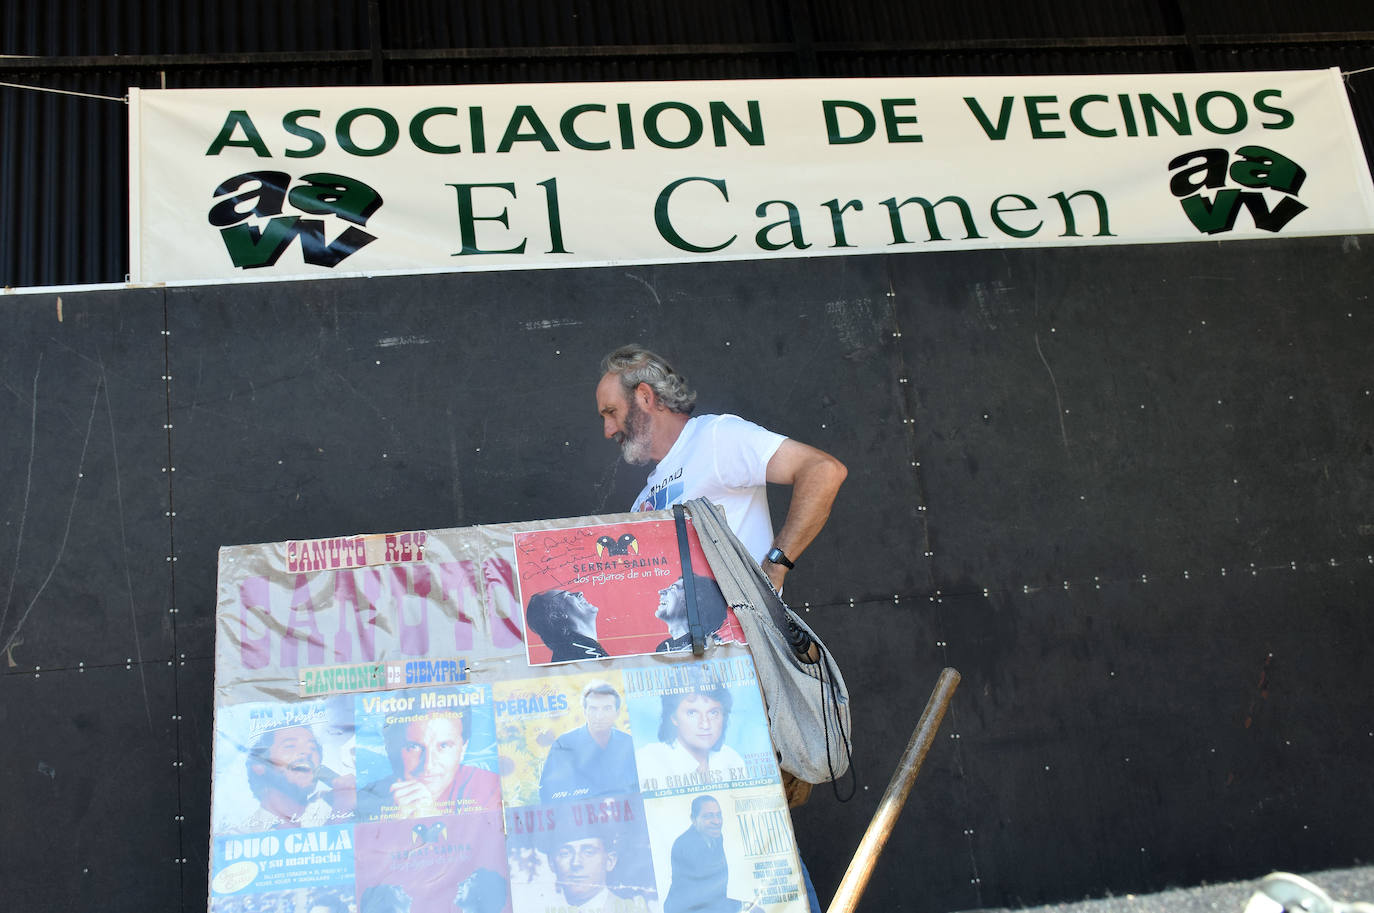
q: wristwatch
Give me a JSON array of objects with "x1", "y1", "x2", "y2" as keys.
[{"x1": 764, "y1": 547, "x2": 794, "y2": 569}]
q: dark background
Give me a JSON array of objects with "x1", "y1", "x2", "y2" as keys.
[{"x1": 2, "y1": 235, "x2": 1372, "y2": 911}]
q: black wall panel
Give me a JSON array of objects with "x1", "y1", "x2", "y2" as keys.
[
  {"x1": 177, "y1": 656, "x2": 216, "y2": 906},
  {"x1": 0, "y1": 665, "x2": 183, "y2": 913},
  {"x1": 901, "y1": 241, "x2": 1374, "y2": 593},
  {"x1": 0, "y1": 288, "x2": 171, "y2": 665},
  {"x1": 3, "y1": 236, "x2": 1373, "y2": 911},
  {"x1": 0, "y1": 287, "x2": 181, "y2": 908}
]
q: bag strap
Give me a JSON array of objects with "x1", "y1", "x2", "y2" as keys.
[
  {"x1": 683, "y1": 498, "x2": 795, "y2": 648},
  {"x1": 672, "y1": 504, "x2": 706, "y2": 656}
]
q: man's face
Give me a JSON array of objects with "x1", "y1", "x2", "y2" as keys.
[
  {"x1": 399, "y1": 716, "x2": 465, "y2": 792},
  {"x1": 655, "y1": 580, "x2": 686, "y2": 624},
  {"x1": 553, "y1": 836, "x2": 615, "y2": 905},
  {"x1": 671, "y1": 693, "x2": 725, "y2": 753},
  {"x1": 692, "y1": 799, "x2": 724, "y2": 840},
  {"x1": 596, "y1": 374, "x2": 653, "y2": 466},
  {"x1": 565, "y1": 592, "x2": 599, "y2": 633},
  {"x1": 262, "y1": 726, "x2": 322, "y2": 794},
  {"x1": 583, "y1": 693, "x2": 619, "y2": 738}
]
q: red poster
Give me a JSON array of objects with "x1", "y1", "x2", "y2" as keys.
[{"x1": 513, "y1": 519, "x2": 743, "y2": 665}]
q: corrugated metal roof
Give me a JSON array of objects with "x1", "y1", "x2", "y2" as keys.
[
  {"x1": 1184, "y1": 0, "x2": 1374, "y2": 35},
  {"x1": 2, "y1": 0, "x2": 1372, "y2": 287},
  {"x1": 2, "y1": 0, "x2": 371, "y2": 56},
  {"x1": 0, "y1": 71, "x2": 129, "y2": 287},
  {"x1": 808, "y1": 0, "x2": 1173, "y2": 43},
  {"x1": 382, "y1": 0, "x2": 794, "y2": 49}
]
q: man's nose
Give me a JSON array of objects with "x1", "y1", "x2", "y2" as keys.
[{"x1": 603, "y1": 416, "x2": 617, "y2": 439}]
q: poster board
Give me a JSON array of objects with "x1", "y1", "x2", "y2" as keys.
[{"x1": 210, "y1": 511, "x2": 799, "y2": 913}]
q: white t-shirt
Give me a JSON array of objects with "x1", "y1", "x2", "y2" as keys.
[{"x1": 631, "y1": 414, "x2": 786, "y2": 563}]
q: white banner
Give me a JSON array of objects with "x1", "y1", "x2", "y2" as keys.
[{"x1": 128, "y1": 70, "x2": 1374, "y2": 284}]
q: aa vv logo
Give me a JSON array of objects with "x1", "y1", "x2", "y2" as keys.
[
  {"x1": 208, "y1": 172, "x2": 382, "y2": 270},
  {"x1": 1168, "y1": 145, "x2": 1306, "y2": 235}
]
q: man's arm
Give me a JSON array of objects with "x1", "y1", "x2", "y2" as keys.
[{"x1": 762, "y1": 439, "x2": 848, "y2": 590}]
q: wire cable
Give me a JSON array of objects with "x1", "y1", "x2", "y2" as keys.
[{"x1": 0, "y1": 80, "x2": 126, "y2": 102}]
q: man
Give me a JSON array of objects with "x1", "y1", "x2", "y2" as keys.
[
  {"x1": 547, "y1": 830, "x2": 650, "y2": 913},
  {"x1": 539, "y1": 680, "x2": 638, "y2": 803},
  {"x1": 653, "y1": 575, "x2": 734, "y2": 653},
  {"x1": 663, "y1": 796, "x2": 760, "y2": 913},
  {"x1": 635, "y1": 679, "x2": 743, "y2": 786},
  {"x1": 596, "y1": 345, "x2": 834, "y2": 913},
  {"x1": 237, "y1": 724, "x2": 352, "y2": 831},
  {"x1": 526, "y1": 588, "x2": 609, "y2": 662},
  {"x1": 595, "y1": 345, "x2": 846, "y2": 592},
  {"x1": 359, "y1": 708, "x2": 501, "y2": 820}
]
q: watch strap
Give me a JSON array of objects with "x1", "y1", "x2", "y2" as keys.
[{"x1": 766, "y1": 546, "x2": 795, "y2": 569}]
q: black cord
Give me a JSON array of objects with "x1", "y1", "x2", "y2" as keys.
[{"x1": 815, "y1": 637, "x2": 857, "y2": 802}]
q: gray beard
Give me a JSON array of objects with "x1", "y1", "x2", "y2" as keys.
[
  {"x1": 619, "y1": 400, "x2": 654, "y2": 465},
  {"x1": 620, "y1": 433, "x2": 652, "y2": 465}
]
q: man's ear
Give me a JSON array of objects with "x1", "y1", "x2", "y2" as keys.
[
  {"x1": 605, "y1": 850, "x2": 618, "y2": 873},
  {"x1": 635, "y1": 381, "x2": 656, "y2": 409}
]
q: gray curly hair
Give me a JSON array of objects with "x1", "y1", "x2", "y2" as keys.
[{"x1": 600, "y1": 345, "x2": 697, "y2": 415}]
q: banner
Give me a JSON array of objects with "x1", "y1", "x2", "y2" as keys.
[
  {"x1": 129, "y1": 70, "x2": 1374, "y2": 284},
  {"x1": 210, "y1": 512, "x2": 804, "y2": 913}
]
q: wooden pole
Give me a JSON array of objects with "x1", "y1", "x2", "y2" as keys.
[{"x1": 826, "y1": 667, "x2": 962, "y2": 913}]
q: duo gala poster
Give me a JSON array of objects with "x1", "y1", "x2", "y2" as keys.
[{"x1": 210, "y1": 511, "x2": 797, "y2": 913}]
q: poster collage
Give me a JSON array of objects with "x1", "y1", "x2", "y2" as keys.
[{"x1": 209, "y1": 516, "x2": 805, "y2": 913}]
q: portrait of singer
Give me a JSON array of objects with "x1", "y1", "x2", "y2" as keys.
[
  {"x1": 664, "y1": 796, "x2": 760, "y2": 913},
  {"x1": 235, "y1": 724, "x2": 354, "y2": 831},
  {"x1": 358, "y1": 707, "x2": 501, "y2": 820},
  {"x1": 634, "y1": 675, "x2": 744, "y2": 782},
  {"x1": 526, "y1": 589, "x2": 610, "y2": 662},
  {"x1": 539, "y1": 680, "x2": 639, "y2": 804},
  {"x1": 546, "y1": 827, "x2": 651, "y2": 913},
  {"x1": 653, "y1": 574, "x2": 730, "y2": 654}
]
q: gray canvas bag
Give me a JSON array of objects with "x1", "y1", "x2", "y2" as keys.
[{"x1": 679, "y1": 498, "x2": 853, "y2": 784}]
